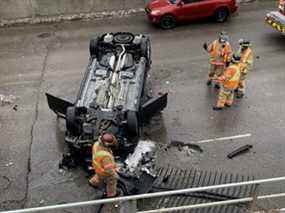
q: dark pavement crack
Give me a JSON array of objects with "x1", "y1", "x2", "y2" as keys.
[{"x1": 23, "y1": 43, "x2": 51, "y2": 208}]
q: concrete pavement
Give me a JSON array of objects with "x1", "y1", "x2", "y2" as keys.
[{"x1": 1, "y1": 0, "x2": 285, "y2": 211}]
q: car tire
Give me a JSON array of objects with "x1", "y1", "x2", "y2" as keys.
[
  {"x1": 126, "y1": 111, "x2": 140, "y2": 137},
  {"x1": 214, "y1": 8, "x2": 229, "y2": 23},
  {"x1": 89, "y1": 38, "x2": 99, "y2": 58},
  {"x1": 141, "y1": 37, "x2": 152, "y2": 68},
  {"x1": 66, "y1": 107, "x2": 82, "y2": 136},
  {"x1": 160, "y1": 15, "x2": 176, "y2": 29}
]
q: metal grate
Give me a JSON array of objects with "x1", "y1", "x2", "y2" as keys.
[{"x1": 138, "y1": 166, "x2": 256, "y2": 213}]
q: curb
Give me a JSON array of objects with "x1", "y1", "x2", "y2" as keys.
[
  {"x1": 0, "y1": 8, "x2": 145, "y2": 28},
  {"x1": 0, "y1": 0, "x2": 257, "y2": 28}
]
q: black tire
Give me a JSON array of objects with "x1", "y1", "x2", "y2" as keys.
[
  {"x1": 160, "y1": 15, "x2": 176, "y2": 29},
  {"x1": 66, "y1": 107, "x2": 82, "y2": 136},
  {"x1": 89, "y1": 38, "x2": 99, "y2": 58},
  {"x1": 214, "y1": 8, "x2": 229, "y2": 23},
  {"x1": 141, "y1": 37, "x2": 152, "y2": 68},
  {"x1": 113, "y1": 32, "x2": 134, "y2": 44},
  {"x1": 126, "y1": 111, "x2": 140, "y2": 137}
]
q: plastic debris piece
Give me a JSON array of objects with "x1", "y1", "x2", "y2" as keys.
[{"x1": 227, "y1": 144, "x2": 253, "y2": 159}]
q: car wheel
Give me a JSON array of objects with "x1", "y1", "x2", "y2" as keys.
[
  {"x1": 126, "y1": 111, "x2": 140, "y2": 137},
  {"x1": 89, "y1": 38, "x2": 99, "y2": 58},
  {"x1": 141, "y1": 37, "x2": 152, "y2": 68},
  {"x1": 160, "y1": 15, "x2": 176, "y2": 29},
  {"x1": 214, "y1": 8, "x2": 229, "y2": 23},
  {"x1": 66, "y1": 107, "x2": 82, "y2": 136}
]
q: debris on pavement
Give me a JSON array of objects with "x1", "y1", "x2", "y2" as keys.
[
  {"x1": 168, "y1": 140, "x2": 203, "y2": 153},
  {"x1": 5, "y1": 162, "x2": 14, "y2": 167},
  {"x1": 0, "y1": 94, "x2": 17, "y2": 106},
  {"x1": 12, "y1": 105, "x2": 18, "y2": 111},
  {"x1": 227, "y1": 144, "x2": 253, "y2": 159}
]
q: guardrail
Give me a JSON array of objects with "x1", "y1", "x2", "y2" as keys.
[{"x1": 1, "y1": 176, "x2": 285, "y2": 213}]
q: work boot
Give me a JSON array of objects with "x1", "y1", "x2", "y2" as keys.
[
  {"x1": 206, "y1": 80, "x2": 212, "y2": 86},
  {"x1": 214, "y1": 84, "x2": 220, "y2": 89},
  {"x1": 213, "y1": 106, "x2": 223, "y2": 111}
]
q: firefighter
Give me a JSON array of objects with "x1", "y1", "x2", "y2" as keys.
[
  {"x1": 213, "y1": 54, "x2": 241, "y2": 110},
  {"x1": 236, "y1": 39, "x2": 253, "y2": 98},
  {"x1": 89, "y1": 132, "x2": 118, "y2": 198},
  {"x1": 203, "y1": 31, "x2": 233, "y2": 89}
]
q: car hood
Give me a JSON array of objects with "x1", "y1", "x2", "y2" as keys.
[{"x1": 147, "y1": 0, "x2": 171, "y2": 11}]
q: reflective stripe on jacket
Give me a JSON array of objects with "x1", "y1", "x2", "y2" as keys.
[
  {"x1": 208, "y1": 40, "x2": 232, "y2": 65},
  {"x1": 92, "y1": 142, "x2": 116, "y2": 176},
  {"x1": 219, "y1": 64, "x2": 241, "y2": 90}
]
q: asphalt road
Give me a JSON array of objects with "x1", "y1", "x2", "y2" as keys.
[{"x1": 1, "y1": 0, "x2": 285, "y2": 212}]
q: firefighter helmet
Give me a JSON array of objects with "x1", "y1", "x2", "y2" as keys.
[{"x1": 100, "y1": 133, "x2": 117, "y2": 147}]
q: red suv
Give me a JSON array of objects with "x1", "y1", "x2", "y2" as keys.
[{"x1": 145, "y1": 0, "x2": 238, "y2": 29}]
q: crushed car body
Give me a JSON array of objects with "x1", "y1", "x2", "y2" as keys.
[{"x1": 46, "y1": 32, "x2": 168, "y2": 195}]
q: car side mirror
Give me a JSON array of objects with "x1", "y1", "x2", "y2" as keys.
[{"x1": 177, "y1": 1, "x2": 184, "y2": 7}]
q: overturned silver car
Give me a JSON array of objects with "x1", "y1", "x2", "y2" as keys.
[{"x1": 46, "y1": 32, "x2": 167, "y2": 194}]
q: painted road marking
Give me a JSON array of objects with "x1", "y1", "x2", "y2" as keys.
[{"x1": 196, "y1": 133, "x2": 252, "y2": 144}]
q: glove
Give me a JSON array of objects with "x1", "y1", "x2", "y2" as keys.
[{"x1": 203, "y1": 42, "x2": 208, "y2": 51}]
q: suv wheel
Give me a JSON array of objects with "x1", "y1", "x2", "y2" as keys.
[
  {"x1": 214, "y1": 8, "x2": 229, "y2": 23},
  {"x1": 66, "y1": 107, "x2": 82, "y2": 136},
  {"x1": 160, "y1": 15, "x2": 176, "y2": 29},
  {"x1": 141, "y1": 37, "x2": 152, "y2": 68},
  {"x1": 89, "y1": 38, "x2": 99, "y2": 58}
]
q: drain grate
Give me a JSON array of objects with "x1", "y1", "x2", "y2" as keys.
[{"x1": 138, "y1": 166, "x2": 256, "y2": 213}]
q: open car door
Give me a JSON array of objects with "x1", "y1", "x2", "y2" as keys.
[
  {"x1": 46, "y1": 93, "x2": 74, "y2": 118},
  {"x1": 140, "y1": 93, "x2": 168, "y2": 123}
]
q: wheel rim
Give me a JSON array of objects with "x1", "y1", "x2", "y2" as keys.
[
  {"x1": 217, "y1": 10, "x2": 227, "y2": 22},
  {"x1": 161, "y1": 16, "x2": 175, "y2": 29},
  {"x1": 113, "y1": 32, "x2": 134, "y2": 43}
]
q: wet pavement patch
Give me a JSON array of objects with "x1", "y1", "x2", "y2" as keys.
[{"x1": 0, "y1": 175, "x2": 11, "y2": 191}]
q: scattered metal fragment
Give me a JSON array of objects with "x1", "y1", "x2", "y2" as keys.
[
  {"x1": 227, "y1": 144, "x2": 253, "y2": 159},
  {"x1": 169, "y1": 140, "x2": 203, "y2": 153}
]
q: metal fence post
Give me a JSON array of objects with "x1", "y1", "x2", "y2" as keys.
[{"x1": 249, "y1": 184, "x2": 260, "y2": 212}]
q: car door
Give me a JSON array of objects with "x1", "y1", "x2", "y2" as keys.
[{"x1": 176, "y1": 0, "x2": 215, "y2": 21}]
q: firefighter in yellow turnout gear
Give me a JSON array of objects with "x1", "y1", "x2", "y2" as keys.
[
  {"x1": 89, "y1": 133, "x2": 118, "y2": 198},
  {"x1": 236, "y1": 39, "x2": 253, "y2": 98},
  {"x1": 203, "y1": 31, "x2": 233, "y2": 89},
  {"x1": 213, "y1": 54, "x2": 241, "y2": 110}
]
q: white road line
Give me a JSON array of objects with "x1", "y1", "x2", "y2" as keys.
[{"x1": 196, "y1": 133, "x2": 252, "y2": 144}]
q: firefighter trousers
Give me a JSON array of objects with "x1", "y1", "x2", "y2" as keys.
[
  {"x1": 216, "y1": 87, "x2": 235, "y2": 108},
  {"x1": 89, "y1": 174, "x2": 117, "y2": 197},
  {"x1": 237, "y1": 73, "x2": 247, "y2": 94}
]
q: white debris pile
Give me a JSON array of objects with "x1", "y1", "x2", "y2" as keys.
[
  {"x1": 125, "y1": 140, "x2": 156, "y2": 173},
  {"x1": 0, "y1": 94, "x2": 17, "y2": 106}
]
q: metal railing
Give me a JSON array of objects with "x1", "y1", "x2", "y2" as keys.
[{"x1": 1, "y1": 176, "x2": 285, "y2": 213}]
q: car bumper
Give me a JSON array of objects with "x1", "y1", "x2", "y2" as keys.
[
  {"x1": 265, "y1": 11, "x2": 285, "y2": 34},
  {"x1": 145, "y1": 8, "x2": 160, "y2": 24}
]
